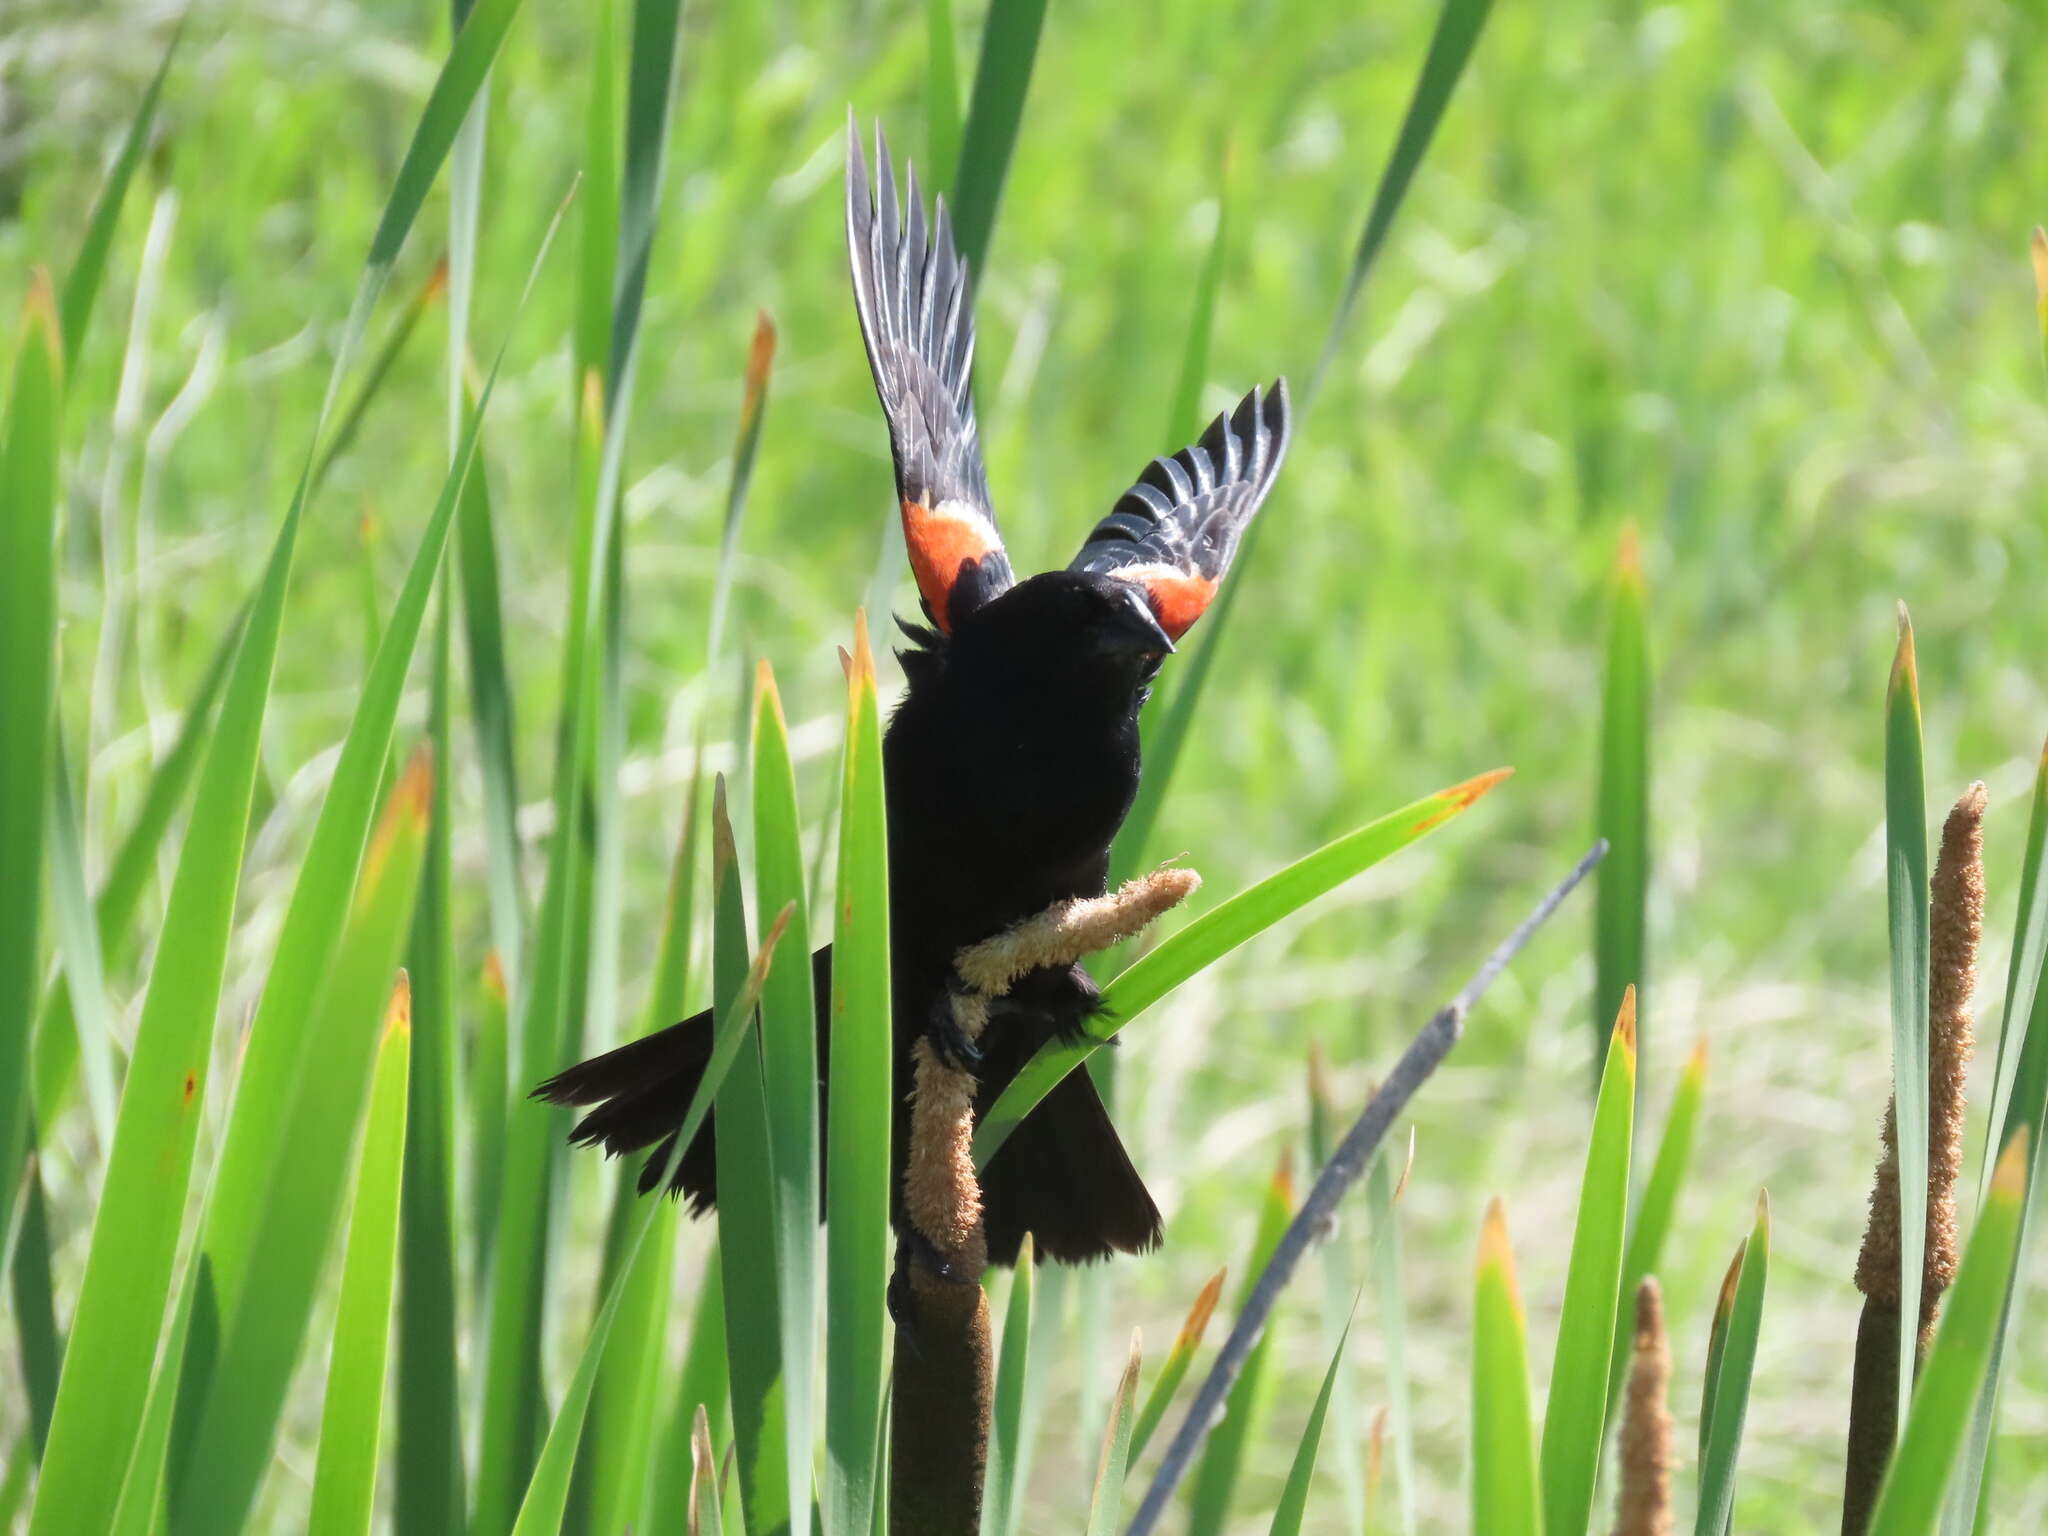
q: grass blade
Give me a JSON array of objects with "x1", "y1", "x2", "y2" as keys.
[
  {"x1": 1186, "y1": 1152, "x2": 1295, "y2": 1536},
  {"x1": 1304, "y1": 1049, "x2": 1364, "y2": 1530},
  {"x1": 753, "y1": 661, "x2": 820, "y2": 1536},
  {"x1": 1594, "y1": 526, "x2": 1650, "y2": 1089},
  {"x1": 949, "y1": 0, "x2": 1048, "y2": 274},
  {"x1": 1086, "y1": 1331, "x2": 1143, "y2": 1536},
  {"x1": 168, "y1": 757, "x2": 431, "y2": 1533},
  {"x1": 59, "y1": 23, "x2": 179, "y2": 362},
  {"x1": 511, "y1": 909, "x2": 792, "y2": 1536},
  {"x1": 1129, "y1": 1268, "x2": 1225, "y2": 1465},
  {"x1": 1541, "y1": 989, "x2": 1637, "y2": 1536},
  {"x1": 0, "y1": 276, "x2": 63, "y2": 1220},
  {"x1": 1869, "y1": 1133, "x2": 2031, "y2": 1536},
  {"x1": 925, "y1": 0, "x2": 963, "y2": 192},
  {"x1": 45, "y1": 723, "x2": 117, "y2": 1147},
  {"x1": 1471, "y1": 1200, "x2": 1541, "y2": 1536},
  {"x1": 982, "y1": 1237, "x2": 1039, "y2": 1536},
  {"x1": 1885, "y1": 607, "x2": 1931, "y2": 1442},
  {"x1": 1945, "y1": 737, "x2": 2048, "y2": 1530},
  {"x1": 977, "y1": 769, "x2": 1509, "y2": 1167},
  {"x1": 11, "y1": 1149, "x2": 59, "y2": 1458},
  {"x1": 1695, "y1": 1194, "x2": 1771, "y2": 1536},
  {"x1": 825, "y1": 614, "x2": 893, "y2": 1536},
  {"x1": 1269, "y1": 1310, "x2": 1352, "y2": 1536},
  {"x1": 645, "y1": 1239, "x2": 730, "y2": 1531},
  {"x1": 1126, "y1": 847, "x2": 1604, "y2": 1536},
  {"x1": 307, "y1": 978, "x2": 413, "y2": 1536},
  {"x1": 1309, "y1": 0, "x2": 1498, "y2": 395},
  {"x1": 395, "y1": 593, "x2": 465, "y2": 1536},
  {"x1": 690, "y1": 1408, "x2": 724, "y2": 1536},
  {"x1": 29, "y1": 383, "x2": 299, "y2": 1536},
  {"x1": 188, "y1": 195, "x2": 564, "y2": 1451},
  {"x1": 311, "y1": 259, "x2": 448, "y2": 494},
  {"x1": 1368, "y1": 1126, "x2": 1418, "y2": 1536},
  {"x1": 712, "y1": 776, "x2": 792, "y2": 1536},
  {"x1": 1608, "y1": 1036, "x2": 1708, "y2": 1423}
]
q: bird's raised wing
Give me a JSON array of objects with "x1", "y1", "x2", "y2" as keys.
[
  {"x1": 847, "y1": 119, "x2": 1014, "y2": 635},
  {"x1": 1069, "y1": 381, "x2": 1291, "y2": 640}
]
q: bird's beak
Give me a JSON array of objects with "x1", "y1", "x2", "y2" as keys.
[{"x1": 1109, "y1": 587, "x2": 1176, "y2": 656}]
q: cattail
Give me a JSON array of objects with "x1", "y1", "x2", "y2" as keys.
[
  {"x1": 1844, "y1": 781, "x2": 1985, "y2": 1534},
  {"x1": 892, "y1": 867, "x2": 1200, "y2": 1533},
  {"x1": 1612, "y1": 1278, "x2": 1673, "y2": 1536}
]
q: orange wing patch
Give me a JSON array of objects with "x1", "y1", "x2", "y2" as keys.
[
  {"x1": 1114, "y1": 563, "x2": 1217, "y2": 640},
  {"x1": 904, "y1": 498, "x2": 1003, "y2": 632}
]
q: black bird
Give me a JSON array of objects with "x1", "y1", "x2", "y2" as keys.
[{"x1": 536, "y1": 124, "x2": 1291, "y2": 1268}]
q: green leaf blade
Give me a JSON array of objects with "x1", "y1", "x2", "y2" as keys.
[
  {"x1": 1472, "y1": 1201, "x2": 1541, "y2": 1536},
  {"x1": 308, "y1": 980, "x2": 414, "y2": 1536}
]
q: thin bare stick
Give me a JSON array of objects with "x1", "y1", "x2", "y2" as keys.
[{"x1": 1124, "y1": 841, "x2": 1607, "y2": 1536}]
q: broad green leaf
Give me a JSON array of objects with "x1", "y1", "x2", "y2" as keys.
[
  {"x1": 1608, "y1": 1036, "x2": 1708, "y2": 1423},
  {"x1": 104, "y1": 1245, "x2": 205, "y2": 1536},
  {"x1": 977, "y1": 770, "x2": 1509, "y2": 1167},
  {"x1": 1186, "y1": 1153, "x2": 1295, "y2": 1536},
  {"x1": 395, "y1": 592, "x2": 465, "y2": 1536},
  {"x1": 1870, "y1": 1133, "x2": 2030, "y2": 1536},
  {"x1": 1541, "y1": 990, "x2": 1636, "y2": 1536},
  {"x1": 308, "y1": 979, "x2": 413, "y2": 1536},
  {"x1": 982, "y1": 1238, "x2": 1038, "y2": 1536},
  {"x1": 1885, "y1": 608, "x2": 1930, "y2": 1443},
  {"x1": 949, "y1": 0, "x2": 1047, "y2": 274},
  {"x1": 1593, "y1": 526, "x2": 1649, "y2": 1088},
  {"x1": 169, "y1": 757, "x2": 431, "y2": 1534},
  {"x1": 1471, "y1": 1200, "x2": 1540, "y2": 1536},
  {"x1": 510, "y1": 908, "x2": 792, "y2": 1536},
  {"x1": 0, "y1": 277, "x2": 63, "y2": 1222},
  {"x1": 825, "y1": 615, "x2": 892, "y2": 1536},
  {"x1": 1129, "y1": 1268, "x2": 1225, "y2": 1464},
  {"x1": 753, "y1": 662, "x2": 819, "y2": 1536},
  {"x1": 1269, "y1": 1307, "x2": 1353, "y2": 1536},
  {"x1": 1695, "y1": 1195, "x2": 1770, "y2": 1536},
  {"x1": 1086, "y1": 1332, "x2": 1143, "y2": 1536}
]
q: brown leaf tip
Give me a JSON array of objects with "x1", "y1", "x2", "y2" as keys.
[
  {"x1": 481, "y1": 950, "x2": 507, "y2": 1003},
  {"x1": 1716, "y1": 1238, "x2": 1747, "y2": 1321},
  {"x1": 1992, "y1": 1126, "x2": 2032, "y2": 1199},
  {"x1": 1477, "y1": 1197, "x2": 1520, "y2": 1303},
  {"x1": 1614, "y1": 984, "x2": 1639, "y2": 1057},
  {"x1": 1177, "y1": 1268, "x2": 1227, "y2": 1351},
  {"x1": 2032, "y1": 227, "x2": 2048, "y2": 299},
  {"x1": 385, "y1": 968, "x2": 413, "y2": 1039}
]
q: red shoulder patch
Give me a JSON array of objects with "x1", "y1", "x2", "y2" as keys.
[{"x1": 904, "y1": 498, "x2": 1003, "y2": 632}]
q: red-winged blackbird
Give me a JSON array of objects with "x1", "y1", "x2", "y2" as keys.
[{"x1": 536, "y1": 123, "x2": 1291, "y2": 1268}]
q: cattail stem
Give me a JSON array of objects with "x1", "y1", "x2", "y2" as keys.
[
  {"x1": 1843, "y1": 782, "x2": 1984, "y2": 1533},
  {"x1": 888, "y1": 868, "x2": 1199, "y2": 1534}
]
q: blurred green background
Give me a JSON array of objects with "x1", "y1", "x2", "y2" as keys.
[{"x1": 8, "y1": 0, "x2": 2048, "y2": 1527}]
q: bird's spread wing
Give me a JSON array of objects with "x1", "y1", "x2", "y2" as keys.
[
  {"x1": 1069, "y1": 381, "x2": 1291, "y2": 640},
  {"x1": 847, "y1": 119, "x2": 1014, "y2": 635}
]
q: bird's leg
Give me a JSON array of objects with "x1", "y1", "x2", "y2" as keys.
[{"x1": 888, "y1": 1227, "x2": 976, "y2": 1354}]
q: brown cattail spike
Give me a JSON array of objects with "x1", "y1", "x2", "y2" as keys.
[
  {"x1": 1612, "y1": 1277, "x2": 1674, "y2": 1536},
  {"x1": 1852, "y1": 781, "x2": 1983, "y2": 1330}
]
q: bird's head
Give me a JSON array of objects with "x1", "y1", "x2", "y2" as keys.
[{"x1": 942, "y1": 569, "x2": 1173, "y2": 706}]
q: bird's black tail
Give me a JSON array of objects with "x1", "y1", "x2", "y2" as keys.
[{"x1": 534, "y1": 943, "x2": 1160, "y2": 1267}]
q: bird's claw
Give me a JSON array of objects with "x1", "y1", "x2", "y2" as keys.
[{"x1": 924, "y1": 984, "x2": 982, "y2": 1070}]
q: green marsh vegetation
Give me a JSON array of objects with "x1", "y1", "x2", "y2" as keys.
[{"x1": 5, "y1": 0, "x2": 2048, "y2": 1529}]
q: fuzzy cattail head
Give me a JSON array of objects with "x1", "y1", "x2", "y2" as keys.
[
  {"x1": 1853, "y1": 782, "x2": 1983, "y2": 1325},
  {"x1": 1613, "y1": 1277, "x2": 1674, "y2": 1536}
]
